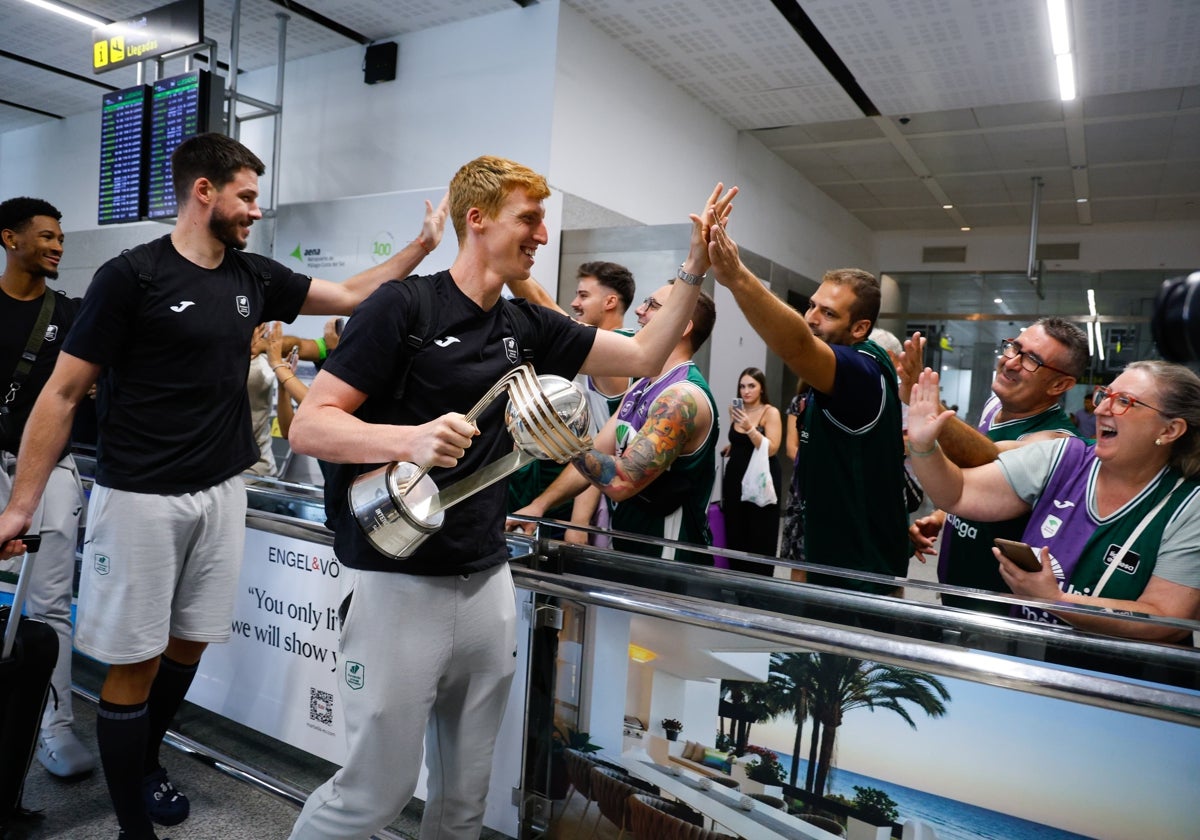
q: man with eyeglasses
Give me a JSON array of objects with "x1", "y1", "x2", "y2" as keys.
[{"x1": 903, "y1": 317, "x2": 1089, "y2": 613}]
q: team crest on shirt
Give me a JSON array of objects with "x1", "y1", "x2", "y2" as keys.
[
  {"x1": 345, "y1": 660, "x2": 365, "y2": 690},
  {"x1": 503, "y1": 337, "x2": 519, "y2": 364},
  {"x1": 236, "y1": 295, "x2": 250, "y2": 317},
  {"x1": 1040, "y1": 514, "x2": 1062, "y2": 539},
  {"x1": 94, "y1": 554, "x2": 110, "y2": 575},
  {"x1": 44, "y1": 325, "x2": 58, "y2": 342}
]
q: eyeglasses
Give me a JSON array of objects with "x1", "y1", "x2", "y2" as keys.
[
  {"x1": 640, "y1": 296, "x2": 662, "y2": 312},
  {"x1": 1092, "y1": 386, "x2": 1167, "y2": 417},
  {"x1": 999, "y1": 339, "x2": 1073, "y2": 377}
]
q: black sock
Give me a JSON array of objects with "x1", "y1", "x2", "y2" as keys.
[
  {"x1": 97, "y1": 699, "x2": 151, "y2": 836},
  {"x1": 144, "y1": 655, "x2": 198, "y2": 774}
]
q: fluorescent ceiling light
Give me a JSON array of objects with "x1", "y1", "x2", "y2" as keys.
[
  {"x1": 960, "y1": 226, "x2": 971, "y2": 231},
  {"x1": 1076, "y1": 197, "x2": 1088, "y2": 203},
  {"x1": 1047, "y1": 0, "x2": 1072, "y2": 55},
  {"x1": 1087, "y1": 288, "x2": 1097, "y2": 317},
  {"x1": 993, "y1": 298, "x2": 1003, "y2": 304},
  {"x1": 1056, "y1": 53, "x2": 1077, "y2": 100},
  {"x1": 1092, "y1": 320, "x2": 1106, "y2": 361},
  {"x1": 942, "y1": 204, "x2": 953, "y2": 210},
  {"x1": 20, "y1": 0, "x2": 106, "y2": 27}
]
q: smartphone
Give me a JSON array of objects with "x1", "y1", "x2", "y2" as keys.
[
  {"x1": 994, "y1": 538, "x2": 1042, "y2": 572},
  {"x1": 731, "y1": 398, "x2": 744, "y2": 409},
  {"x1": 286, "y1": 345, "x2": 300, "y2": 370},
  {"x1": 334, "y1": 317, "x2": 345, "y2": 336},
  {"x1": 15, "y1": 533, "x2": 41, "y2": 553}
]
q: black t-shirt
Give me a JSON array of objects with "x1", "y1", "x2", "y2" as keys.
[
  {"x1": 63, "y1": 235, "x2": 311, "y2": 493},
  {"x1": 323, "y1": 271, "x2": 597, "y2": 576},
  {"x1": 0, "y1": 288, "x2": 82, "y2": 453}
]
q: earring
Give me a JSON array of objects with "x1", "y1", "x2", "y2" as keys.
[{"x1": 1155, "y1": 438, "x2": 1163, "y2": 446}]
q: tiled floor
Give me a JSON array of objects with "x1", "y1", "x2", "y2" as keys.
[{"x1": 8, "y1": 654, "x2": 510, "y2": 840}]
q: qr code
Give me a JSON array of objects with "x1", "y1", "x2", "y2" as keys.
[{"x1": 310, "y1": 688, "x2": 334, "y2": 725}]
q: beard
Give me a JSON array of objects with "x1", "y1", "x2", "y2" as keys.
[{"x1": 209, "y1": 207, "x2": 248, "y2": 250}]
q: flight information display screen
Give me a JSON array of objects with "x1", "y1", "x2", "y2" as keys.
[
  {"x1": 97, "y1": 84, "x2": 149, "y2": 225},
  {"x1": 146, "y1": 70, "x2": 216, "y2": 219}
]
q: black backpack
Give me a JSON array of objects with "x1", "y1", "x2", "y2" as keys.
[{"x1": 323, "y1": 275, "x2": 538, "y2": 528}]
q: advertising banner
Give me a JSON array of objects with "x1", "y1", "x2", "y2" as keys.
[{"x1": 187, "y1": 527, "x2": 347, "y2": 763}]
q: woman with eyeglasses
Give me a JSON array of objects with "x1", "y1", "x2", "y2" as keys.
[{"x1": 906, "y1": 360, "x2": 1200, "y2": 641}]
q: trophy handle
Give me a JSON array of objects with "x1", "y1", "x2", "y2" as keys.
[{"x1": 395, "y1": 363, "x2": 539, "y2": 496}]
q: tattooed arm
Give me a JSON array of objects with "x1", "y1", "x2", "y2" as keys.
[{"x1": 571, "y1": 381, "x2": 711, "y2": 502}]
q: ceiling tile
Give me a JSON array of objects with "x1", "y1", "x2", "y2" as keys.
[
  {"x1": 1089, "y1": 197, "x2": 1158, "y2": 224},
  {"x1": 907, "y1": 133, "x2": 996, "y2": 172},
  {"x1": 818, "y1": 183, "x2": 884, "y2": 210},
  {"x1": 1084, "y1": 118, "x2": 1175, "y2": 164},
  {"x1": 862, "y1": 179, "x2": 939, "y2": 205},
  {"x1": 982, "y1": 125, "x2": 1070, "y2": 169},
  {"x1": 1083, "y1": 87, "x2": 1185, "y2": 118},
  {"x1": 973, "y1": 99, "x2": 1064, "y2": 128},
  {"x1": 938, "y1": 173, "x2": 1012, "y2": 204},
  {"x1": 1155, "y1": 197, "x2": 1200, "y2": 221},
  {"x1": 801, "y1": 118, "x2": 885, "y2": 143},
  {"x1": 959, "y1": 205, "x2": 1022, "y2": 227},
  {"x1": 1089, "y1": 163, "x2": 1167, "y2": 198},
  {"x1": 891, "y1": 108, "x2": 979, "y2": 133},
  {"x1": 1003, "y1": 170, "x2": 1074, "y2": 202}
]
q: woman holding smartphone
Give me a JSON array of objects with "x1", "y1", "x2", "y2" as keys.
[
  {"x1": 720, "y1": 367, "x2": 783, "y2": 572},
  {"x1": 906, "y1": 360, "x2": 1200, "y2": 641}
]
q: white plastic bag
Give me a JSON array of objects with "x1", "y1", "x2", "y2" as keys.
[{"x1": 740, "y1": 437, "x2": 777, "y2": 507}]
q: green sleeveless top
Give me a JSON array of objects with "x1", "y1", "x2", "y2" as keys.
[{"x1": 610, "y1": 363, "x2": 719, "y2": 564}]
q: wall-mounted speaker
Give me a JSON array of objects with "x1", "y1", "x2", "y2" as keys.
[{"x1": 364, "y1": 42, "x2": 398, "y2": 85}]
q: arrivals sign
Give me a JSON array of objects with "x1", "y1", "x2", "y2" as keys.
[{"x1": 92, "y1": 0, "x2": 203, "y2": 73}]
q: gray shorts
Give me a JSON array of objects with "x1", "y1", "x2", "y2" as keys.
[{"x1": 75, "y1": 475, "x2": 247, "y2": 665}]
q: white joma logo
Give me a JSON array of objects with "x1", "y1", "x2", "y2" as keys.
[
  {"x1": 1052, "y1": 499, "x2": 1075, "y2": 509},
  {"x1": 434, "y1": 336, "x2": 460, "y2": 348},
  {"x1": 170, "y1": 301, "x2": 196, "y2": 312}
]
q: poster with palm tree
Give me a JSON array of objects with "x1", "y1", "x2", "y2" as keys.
[{"x1": 721, "y1": 653, "x2": 949, "y2": 798}]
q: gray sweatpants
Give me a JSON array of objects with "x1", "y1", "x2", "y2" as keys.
[
  {"x1": 1, "y1": 452, "x2": 83, "y2": 735},
  {"x1": 289, "y1": 562, "x2": 518, "y2": 840}
]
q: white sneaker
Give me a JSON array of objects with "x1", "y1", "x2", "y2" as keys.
[{"x1": 36, "y1": 728, "x2": 97, "y2": 777}]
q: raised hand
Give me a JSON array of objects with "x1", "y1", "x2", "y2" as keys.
[
  {"x1": 418, "y1": 192, "x2": 450, "y2": 253},
  {"x1": 907, "y1": 368, "x2": 955, "y2": 454},
  {"x1": 897, "y1": 331, "x2": 927, "y2": 405}
]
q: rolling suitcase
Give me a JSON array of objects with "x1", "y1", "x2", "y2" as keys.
[{"x1": 0, "y1": 539, "x2": 59, "y2": 832}]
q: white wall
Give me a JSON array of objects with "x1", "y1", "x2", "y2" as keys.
[{"x1": 581, "y1": 607, "x2": 632, "y2": 755}]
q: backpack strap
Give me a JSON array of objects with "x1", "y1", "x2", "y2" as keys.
[
  {"x1": 392, "y1": 277, "x2": 435, "y2": 402},
  {"x1": 503, "y1": 300, "x2": 537, "y2": 364},
  {"x1": 230, "y1": 249, "x2": 274, "y2": 286},
  {"x1": 119, "y1": 240, "x2": 159, "y2": 292}
]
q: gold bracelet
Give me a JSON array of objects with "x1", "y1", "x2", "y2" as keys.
[{"x1": 280, "y1": 375, "x2": 295, "y2": 386}]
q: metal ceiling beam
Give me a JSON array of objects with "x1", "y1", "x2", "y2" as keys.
[
  {"x1": 0, "y1": 49, "x2": 119, "y2": 91},
  {"x1": 0, "y1": 99, "x2": 63, "y2": 120},
  {"x1": 768, "y1": 0, "x2": 879, "y2": 117}
]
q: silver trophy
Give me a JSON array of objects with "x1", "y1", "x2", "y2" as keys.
[{"x1": 349, "y1": 363, "x2": 592, "y2": 558}]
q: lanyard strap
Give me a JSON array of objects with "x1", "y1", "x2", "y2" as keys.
[
  {"x1": 1092, "y1": 476, "x2": 1185, "y2": 598},
  {"x1": 3, "y1": 291, "x2": 56, "y2": 410}
]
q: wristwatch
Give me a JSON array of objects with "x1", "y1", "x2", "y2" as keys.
[{"x1": 675, "y1": 265, "x2": 704, "y2": 286}]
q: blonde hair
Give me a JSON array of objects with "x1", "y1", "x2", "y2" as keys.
[{"x1": 448, "y1": 156, "x2": 550, "y2": 243}]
